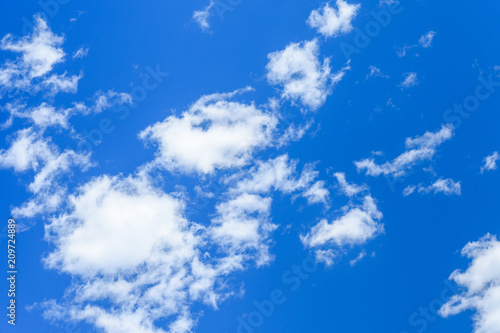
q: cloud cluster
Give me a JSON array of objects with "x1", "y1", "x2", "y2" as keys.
[
  {"x1": 211, "y1": 155, "x2": 330, "y2": 264},
  {"x1": 1, "y1": 11, "x2": 384, "y2": 333},
  {"x1": 1, "y1": 131, "x2": 92, "y2": 219},
  {"x1": 0, "y1": 17, "x2": 130, "y2": 222},
  {"x1": 42, "y1": 153, "x2": 332, "y2": 332},
  {"x1": 15, "y1": 26, "x2": 336, "y2": 328},
  {"x1": 43, "y1": 174, "x2": 245, "y2": 332}
]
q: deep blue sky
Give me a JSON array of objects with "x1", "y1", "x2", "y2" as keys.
[{"x1": 1, "y1": 1, "x2": 500, "y2": 333}]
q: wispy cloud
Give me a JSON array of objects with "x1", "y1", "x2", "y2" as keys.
[
  {"x1": 397, "y1": 30, "x2": 437, "y2": 57},
  {"x1": 355, "y1": 124, "x2": 454, "y2": 177},
  {"x1": 419, "y1": 30, "x2": 436, "y2": 48},
  {"x1": 193, "y1": 0, "x2": 214, "y2": 32},
  {"x1": 405, "y1": 178, "x2": 462, "y2": 196},
  {"x1": 399, "y1": 72, "x2": 418, "y2": 89},
  {"x1": 72, "y1": 47, "x2": 88, "y2": 59},
  {"x1": 366, "y1": 65, "x2": 389, "y2": 79}
]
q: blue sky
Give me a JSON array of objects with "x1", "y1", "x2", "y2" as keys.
[{"x1": 1, "y1": 1, "x2": 500, "y2": 333}]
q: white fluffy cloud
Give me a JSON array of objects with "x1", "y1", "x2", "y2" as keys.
[
  {"x1": 307, "y1": 1, "x2": 360, "y2": 38},
  {"x1": 140, "y1": 87, "x2": 277, "y2": 174},
  {"x1": 266, "y1": 39, "x2": 349, "y2": 110},
  {"x1": 0, "y1": 128, "x2": 56, "y2": 172},
  {"x1": 301, "y1": 173, "x2": 383, "y2": 266},
  {"x1": 481, "y1": 151, "x2": 499, "y2": 173},
  {"x1": 1, "y1": 15, "x2": 64, "y2": 78},
  {"x1": 211, "y1": 193, "x2": 276, "y2": 266},
  {"x1": 44, "y1": 174, "x2": 245, "y2": 333},
  {"x1": 355, "y1": 124, "x2": 454, "y2": 177},
  {"x1": 45, "y1": 175, "x2": 198, "y2": 276},
  {"x1": 303, "y1": 180, "x2": 330, "y2": 205},
  {"x1": 29, "y1": 103, "x2": 70, "y2": 128},
  {"x1": 301, "y1": 195, "x2": 383, "y2": 264},
  {"x1": 0, "y1": 15, "x2": 81, "y2": 95},
  {"x1": 440, "y1": 234, "x2": 500, "y2": 333}
]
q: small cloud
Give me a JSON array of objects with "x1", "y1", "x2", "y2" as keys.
[
  {"x1": 480, "y1": 151, "x2": 499, "y2": 173},
  {"x1": 72, "y1": 47, "x2": 89, "y2": 59},
  {"x1": 315, "y1": 249, "x2": 337, "y2": 266},
  {"x1": 349, "y1": 250, "x2": 367, "y2": 266},
  {"x1": 266, "y1": 39, "x2": 349, "y2": 111},
  {"x1": 69, "y1": 10, "x2": 86, "y2": 22},
  {"x1": 418, "y1": 178, "x2": 462, "y2": 196},
  {"x1": 366, "y1": 65, "x2": 389, "y2": 79},
  {"x1": 334, "y1": 172, "x2": 366, "y2": 197},
  {"x1": 419, "y1": 31, "x2": 436, "y2": 48},
  {"x1": 386, "y1": 98, "x2": 397, "y2": 109},
  {"x1": 396, "y1": 30, "x2": 436, "y2": 57},
  {"x1": 355, "y1": 124, "x2": 454, "y2": 177},
  {"x1": 307, "y1": 0, "x2": 361, "y2": 38},
  {"x1": 403, "y1": 185, "x2": 416, "y2": 196},
  {"x1": 193, "y1": 1, "x2": 214, "y2": 32},
  {"x1": 379, "y1": 0, "x2": 399, "y2": 5},
  {"x1": 400, "y1": 72, "x2": 418, "y2": 89},
  {"x1": 396, "y1": 45, "x2": 410, "y2": 58}
]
